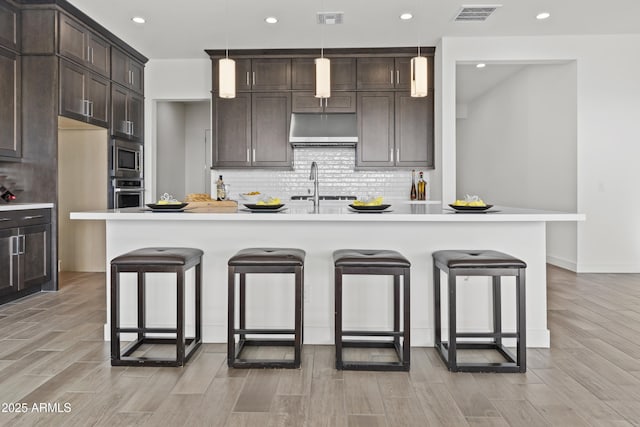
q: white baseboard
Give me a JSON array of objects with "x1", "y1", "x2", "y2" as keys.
[{"x1": 546, "y1": 255, "x2": 577, "y2": 272}]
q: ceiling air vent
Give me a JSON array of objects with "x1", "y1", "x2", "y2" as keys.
[
  {"x1": 317, "y1": 12, "x2": 344, "y2": 25},
  {"x1": 454, "y1": 5, "x2": 502, "y2": 22}
]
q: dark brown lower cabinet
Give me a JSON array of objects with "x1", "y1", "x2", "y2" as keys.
[{"x1": 0, "y1": 209, "x2": 52, "y2": 303}]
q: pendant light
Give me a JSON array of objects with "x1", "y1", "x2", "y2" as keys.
[
  {"x1": 218, "y1": 0, "x2": 235, "y2": 98},
  {"x1": 410, "y1": 1, "x2": 427, "y2": 98},
  {"x1": 411, "y1": 47, "x2": 428, "y2": 98},
  {"x1": 315, "y1": 0, "x2": 330, "y2": 98}
]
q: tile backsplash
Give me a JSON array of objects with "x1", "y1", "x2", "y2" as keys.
[{"x1": 211, "y1": 147, "x2": 433, "y2": 201}]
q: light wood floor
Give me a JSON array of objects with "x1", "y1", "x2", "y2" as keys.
[{"x1": 1, "y1": 266, "x2": 640, "y2": 426}]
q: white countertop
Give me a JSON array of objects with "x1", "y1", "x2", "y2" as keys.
[
  {"x1": 71, "y1": 202, "x2": 584, "y2": 223},
  {"x1": 0, "y1": 203, "x2": 54, "y2": 211}
]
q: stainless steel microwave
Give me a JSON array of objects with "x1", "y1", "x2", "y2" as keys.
[{"x1": 111, "y1": 139, "x2": 143, "y2": 178}]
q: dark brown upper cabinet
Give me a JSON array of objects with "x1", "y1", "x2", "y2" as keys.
[
  {"x1": 357, "y1": 57, "x2": 412, "y2": 91},
  {"x1": 59, "y1": 13, "x2": 110, "y2": 77},
  {"x1": 292, "y1": 57, "x2": 356, "y2": 91},
  {"x1": 356, "y1": 91, "x2": 433, "y2": 168},
  {"x1": 59, "y1": 59, "x2": 109, "y2": 128},
  {"x1": 213, "y1": 58, "x2": 290, "y2": 93},
  {"x1": 0, "y1": 0, "x2": 19, "y2": 52},
  {"x1": 111, "y1": 84, "x2": 143, "y2": 141},
  {"x1": 292, "y1": 91, "x2": 356, "y2": 113},
  {"x1": 0, "y1": 47, "x2": 20, "y2": 158},
  {"x1": 212, "y1": 92, "x2": 292, "y2": 168},
  {"x1": 112, "y1": 47, "x2": 144, "y2": 94}
]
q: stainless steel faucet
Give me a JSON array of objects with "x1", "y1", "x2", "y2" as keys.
[{"x1": 309, "y1": 161, "x2": 319, "y2": 210}]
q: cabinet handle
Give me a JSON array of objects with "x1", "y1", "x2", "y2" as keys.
[
  {"x1": 252, "y1": 148, "x2": 256, "y2": 162},
  {"x1": 19, "y1": 235, "x2": 25, "y2": 255},
  {"x1": 390, "y1": 148, "x2": 394, "y2": 162},
  {"x1": 22, "y1": 215, "x2": 44, "y2": 220},
  {"x1": 82, "y1": 100, "x2": 88, "y2": 116},
  {"x1": 390, "y1": 70, "x2": 394, "y2": 85},
  {"x1": 130, "y1": 122, "x2": 134, "y2": 136},
  {"x1": 0, "y1": 217, "x2": 10, "y2": 221},
  {"x1": 396, "y1": 148, "x2": 400, "y2": 162},
  {"x1": 325, "y1": 98, "x2": 328, "y2": 108},
  {"x1": 10, "y1": 236, "x2": 18, "y2": 256},
  {"x1": 252, "y1": 71, "x2": 256, "y2": 86},
  {"x1": 135, "y1": 151, "x2": 141, "y2": 171},
  {"x1": 319, "y1": 98, "x2": 323, "y2": 108},
  {"x1": 88, "y1": 101, "x2": 94, "y2": 118},
  {"x1": 129, "y1": 70, "x2": 134, "y2": 85},
  {"x1": 396, "y1": 70, "x2": 400, "y2": 85},
  {"x1": 246, "y1": 148, "x2": 250, "y2": 162},
  {"x1": 246, "y1": 71, "x2": 250, "y2": 87}
]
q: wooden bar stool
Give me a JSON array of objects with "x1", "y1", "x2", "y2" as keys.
[
  {"x1": 227, "y1": 248, "x2": 305, "y2": 369},
  {"x1": 433, "y1": 249, "x2": 526, "y2": 373},
  {"x1": 110, "y1": 247, "x2": 203, "y2": 367},
  {"x1": 334, "y1": 249, "x2": 411, "y2": 371}
]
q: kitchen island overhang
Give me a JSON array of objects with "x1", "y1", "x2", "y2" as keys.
[{"x1": 71, "y1": 203, "x2": 584, "y2": 348}]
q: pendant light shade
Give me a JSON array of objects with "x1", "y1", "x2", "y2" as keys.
[
  {"x1": 315, "y1": 57, "x2": 331, "y2": 98},
  {"x1": 410, "y1": 55, "x2": 428, "y2": 97},
  {"x1": 218, "y1": 57, "x2": 236, "y2": 99}
]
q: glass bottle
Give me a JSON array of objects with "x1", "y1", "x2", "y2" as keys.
[
  {"x1": 417, "y1": 171, "x2": 426, "y2": 200},
  {"x1": 410, "y1": 170, "x2": 417, "y2": 200},
  {"x1": 216, "y1": 175, "x2": 225, "y2": 201}
]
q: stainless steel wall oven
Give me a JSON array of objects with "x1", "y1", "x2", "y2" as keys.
[{"x1": 111, "y1": 179, "x2": 144, "y2": 209}]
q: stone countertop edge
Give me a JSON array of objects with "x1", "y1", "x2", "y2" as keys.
[{"x1": 0, "y1": 203, "x2": 55, "y2": 211}]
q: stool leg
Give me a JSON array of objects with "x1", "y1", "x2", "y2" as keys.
[
  {"x1": 195, "y1": 261, "x2": 202, "y2": 344},
  {"x1": 448, "y1": 270, "x2": 458, "y2": 372},
  {"x1": 335, "y1": 266, "x2": 343, "y2": 370},
  {"x1": 137, "y1": 269, "x2": 145, "y2": 343},
  {"x1": 517, "y1": 268, "x2": 527, "y2": 372},
  {"x1": 492, "y1": 276, "x2": 502, "y2": 347},
  {"x1": 227, "y1": 266, "x2": 236, "y2": 367},
  {"x1": 294, "y1": 265, "x2": 303, "y2": 368},
  {"x1": 110, "y1": 265, "x2": 120, "y2": 362},
  {"x1": 239, "y1": 273, "x2": 246, "y2": 342},
  {"x1": 402, "y1": 268, "x2": 411, "y2": 368},
  {"x1": 433, "y1": 265, "x2": 441, "y2": 350},
  {"x1": 393, "y1": 274, "x2": 400, "y2": 349},
  {"x1": 177, "y1": 268, "x2": 186, "y2": 366}
]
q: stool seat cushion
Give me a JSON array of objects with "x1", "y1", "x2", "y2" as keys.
[
  {"x1": 433, "y1": 250, "x2": 526, "y2": 269},
  {"x1": 333, "y1": 249, "x2": 411, "y2": 268},
  {"x1": 111, "y1": 247, "x2": 203, "y2": 266},
  {"x1": 228, "y1": 248, "x2": 306, "y2": 266}
]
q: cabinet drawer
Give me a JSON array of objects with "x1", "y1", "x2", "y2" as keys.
[
  {"x1": 15, "y1": 209, "x2": 51, "y2": 227},
  {"x1": 0, "y1": 211, "x2": 17, "y2": 229}
]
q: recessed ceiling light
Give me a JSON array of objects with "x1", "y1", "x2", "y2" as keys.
[
  {"x1": 265, "y1": 16, "x2": 278, "y2": 24},
  {"x1": 476, "y1": 63, "x2": 486, "y2": 68},
  {"x1": 536, "y1": 12, "x2": 550, "y2": 20},
  {"x1": 400, "y1": 13, "x2": 413, "y2": 21},
  {"x1": 131, "y1": 16, "x2": 145, "y2": 24}
]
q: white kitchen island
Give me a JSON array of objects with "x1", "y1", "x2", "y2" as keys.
[{"x1": 71, "y1": 202, "x2": 584, "y2": 347}]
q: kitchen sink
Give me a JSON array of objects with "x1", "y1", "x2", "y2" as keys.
[{"x1": 291, "y1": 195, "x2": 356, "y2": 201}]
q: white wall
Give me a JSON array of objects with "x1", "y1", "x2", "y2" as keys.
[
  {"x1": 441, "y1": 35, "x2": 640, "y2": 272},
  {"x1": 156, "y1": 102, "x2": 186, "y2": 200},
  {"x1": 457, "y1": 63, "x2": 578, "y2": 269},
  {"x1": 184, "y1": 102, "x2": 211, "y2": 194}
]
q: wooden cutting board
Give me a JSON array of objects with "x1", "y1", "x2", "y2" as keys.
[{"x1": 185, "y1": 200, "x2": 237, "y2": 212}]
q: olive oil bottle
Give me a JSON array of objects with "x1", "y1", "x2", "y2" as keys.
[
  {"x1": 417, "y1": 171, "x2": 426, "y2": 200},
  {"x1": 410, "y1": 170, "x2": 417, "y2": 200}
]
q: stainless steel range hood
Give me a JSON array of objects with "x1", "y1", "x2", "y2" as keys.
[{"x1": 289, "y1": 113, "x2": 358, "y2": 147}]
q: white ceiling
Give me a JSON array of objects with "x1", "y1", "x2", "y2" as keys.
[{"x1": 67, "y1": 0, "x2": 640, "y2": 60}]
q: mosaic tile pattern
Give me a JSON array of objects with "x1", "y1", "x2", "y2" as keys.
[{"x1": 211, "y1": 147, "x2": 432, "y2": 200}]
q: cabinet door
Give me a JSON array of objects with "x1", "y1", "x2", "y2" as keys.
[
  {"x1": 0, "y1": 1, "x2": 19, "y2": 51},
  {"x1": 0, "y1": 228, "x2": 16, "y2": 296},
  {"x1": 0, "y1": 48, "x2": 20, "y2": 158},
  {"x1": 251, "y1": 59, "x2": 291, "y2": 91},
  {"x1": 356, "y1": 57, "x2": 395, "y2": 90},
  {"x1": 112, "y1": 48, "x2": 144, "y2": 93},
  {"x1": 291, "y1": 58, "x2": 314, "y2": 90},
  {"x1": 59, "y1": 14, "x2": 87, "y2": 65},
  {"x1": 395, "y1": 57, "x2": 411, "y2": 90},
  {"x1": 213, "y1": 92, "x2": 251, "y2": 167},
  {"x1": 59, "y1": 59, "x2": 87, "y2": 122},
  {"x1": 292, "y1": 92, "x2": 323, "y2": 113},
  {"x1": 356, "y1": 92, "x2": 394, "y2": 167},
  {"x1": 127, "y1": 92, "x2": 144, "y2": 141},
  {"x1": 111, "y1": 84, "x2": 128, "y2": 139},
  {"x1": 331, "y1": 58, "x2": 356, "y2": 90},
  {"x1": 20, "y1": 224, "x2": 51, "y2": 289},
  {"x1": 325, "y1": 92, "x2": 356, "y2": 113},
  {"x1": 129, "y1": 59, "x2": 144, "y2": 94},
  {"x1": 395, "y1": 93, "x2": 433, "y2": 167},
  {"x1": 86, "y1": 72, "x2": 109, "y2": 128},
  {"x1": 86, "y1": 32, "x2": 110, "y2": 77},
  {"x1": 252, "y1": 92, "x2": 292, "y2": 167}
]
